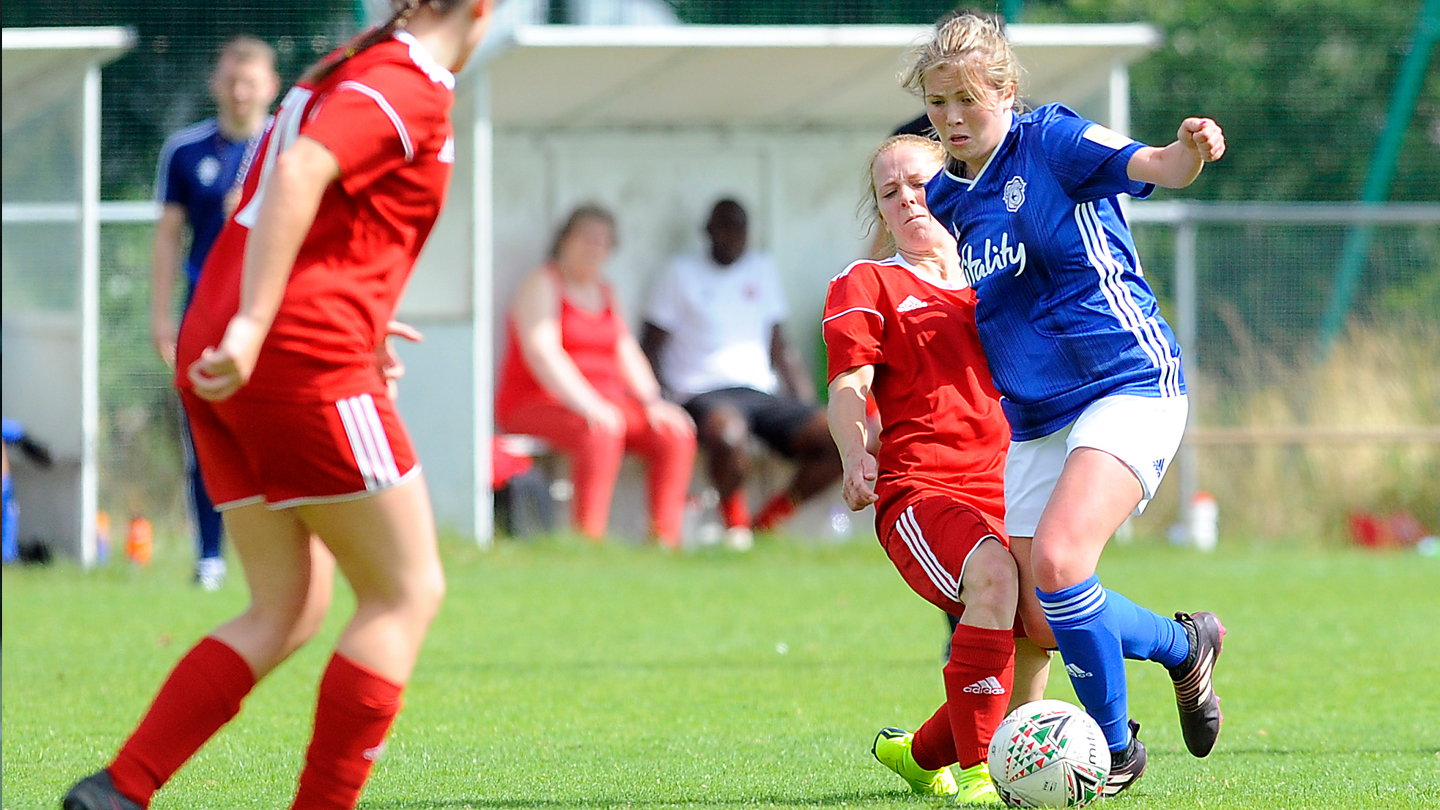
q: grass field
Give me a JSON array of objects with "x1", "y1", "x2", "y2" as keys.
[{"x1": 3, "y1": 534, "x2": 1438, "y2": 810}]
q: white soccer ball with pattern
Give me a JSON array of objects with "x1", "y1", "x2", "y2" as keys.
[{"x1": 987, "y1": 700, "x2": 1110, "y2": 808}]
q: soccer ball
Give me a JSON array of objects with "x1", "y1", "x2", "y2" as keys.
[{"x1": 987, "y1": 700, "x2": 1110, "y2": 808}]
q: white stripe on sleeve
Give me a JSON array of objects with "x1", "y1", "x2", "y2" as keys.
[{"x1": 335, "y1": 80, "x2": 414, "y2": 161}]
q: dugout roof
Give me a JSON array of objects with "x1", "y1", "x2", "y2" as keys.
[
  {"x1": 479, "y1": 23, "x2": 1163, "y2": 130},
  {"x1": 2, "y1": 27, "x2": 134, "y2": 134}
]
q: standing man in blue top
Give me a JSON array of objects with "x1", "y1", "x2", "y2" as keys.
[
  {"x1": 149, "y1": 35, "x2": 279, "y2": 590},
  {"x1": 905, "y1": 14, "x2": 1228, "y2": 799}
]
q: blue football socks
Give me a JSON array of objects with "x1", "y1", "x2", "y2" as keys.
[
  {"x1": 1039, "y1": 574, "x2": 1191, "y2": 752},
  {"x1": 1104, "y1": 586, "x2": 1190, "y2": 668}
]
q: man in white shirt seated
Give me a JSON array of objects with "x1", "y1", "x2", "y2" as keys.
[{"x1": 641, "y1": 199, "x2": 842, "y2": 549}]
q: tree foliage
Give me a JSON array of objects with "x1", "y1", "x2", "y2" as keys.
[
  {"x1": 6, "y1": 0, "x2": 1433, "y2": 201},
  {"x1": 1031, "y1": 0, "x2": 1438, "y2": 202},
  {"x1": 670, "y1": 0, "x2": 1438, "y2": 202}
]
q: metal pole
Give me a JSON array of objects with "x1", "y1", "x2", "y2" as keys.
[
  {"x1": 1108, "y1": 61, "x2": 1130, "y2": 137},
  {"x1": 80, "y1": 66, "x2": 101, "y2": 568},
  {"x1": 1318, "y1": 0, "x2": 1439, "y2": 353},
  {"x1": 472, "y1": 71, "x2": 496, "y2": 549},
  {"x1": 1175, "y1": 216, "x2": 1199, "y2": 533}
]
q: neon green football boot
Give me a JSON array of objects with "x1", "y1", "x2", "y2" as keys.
[
  {"x1": 953, "y1": 761, "x2": 1001, "y2": 805},
  {"x1": 872, "y1": 727, "x2": 958, "y2": 797}
]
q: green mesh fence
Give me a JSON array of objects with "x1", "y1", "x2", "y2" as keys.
[{"x1": 4, "y1": 0, "x2": 1435, "y2": 542}]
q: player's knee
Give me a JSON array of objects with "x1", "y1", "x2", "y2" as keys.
[
  {"x1": 577, "y1": 422, "x2": 625, "y2": 456},
  {"x1": 699, "y1": 409, "x2": 749, "y2": 452},
  {"x1": 960, "y1": 539, "x2": 1019, "y2": 617},
  {"x1": 1029, "y1": 538, "x2": 1090, "y2": 593},
  {"x1": 408, "y1": 563, "x2": 446, "y2": 625}
]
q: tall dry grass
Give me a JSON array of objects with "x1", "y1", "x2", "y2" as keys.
[{"x1": 1165, "y1": 316, "x2": 1440, "y2": 543}]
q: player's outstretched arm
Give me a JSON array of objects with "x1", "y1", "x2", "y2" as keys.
[
  {"x1": 1126, "y1": 117, "x2": 1226, "y2": 189},
  {"x1": 827, "y1": 365, "x2": 879, "y2": 511}
]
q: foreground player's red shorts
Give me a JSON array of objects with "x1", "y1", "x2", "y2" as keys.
[
  {"x1": 881, "y1": 494, "x2": 1025, "y2": 638},
  {"x1": 181, "y1": 388, "x2": 418, "y2": 510}
]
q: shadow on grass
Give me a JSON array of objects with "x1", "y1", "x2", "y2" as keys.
[
  {"x1": 365, "y1": 790, "x2": 903, "y2": 809},
  {"x1": 1208, "y1": 747, "x2": 1439, "y2": 756}
]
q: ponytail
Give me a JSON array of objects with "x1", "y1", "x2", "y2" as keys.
[{"x1": 301, "y1": 0, "x2": 425, "y2": 85}]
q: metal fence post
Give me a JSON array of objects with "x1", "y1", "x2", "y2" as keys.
[{"x1": 1175, "y1": 213, "x2": 1199, "y2": 532}]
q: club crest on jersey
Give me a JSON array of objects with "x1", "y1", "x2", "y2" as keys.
[
  {"x1": 1004, "y1": 175, "x2": 1026, "y2": 212},
  {"x1": 197, "y1": 156, "x2": 222, "y2": 187},
  {"x1": 959, "y1": 231, "x2": 1027, "y2": 284}
]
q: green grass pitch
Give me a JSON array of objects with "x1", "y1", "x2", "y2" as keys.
[{"x1": 4, "y1": 535, "x2": 1438, "y2": 809}]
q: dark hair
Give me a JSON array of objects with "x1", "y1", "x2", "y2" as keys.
[
  {"x1": 301, "y1": 0, "x2": 466, "y2": 85},
  {"x1": 707, "y1": 198, "x2": 747, "y2": 231},
  {"x1": 549, "y1": 204, "x2": 617, "y2": 260}
]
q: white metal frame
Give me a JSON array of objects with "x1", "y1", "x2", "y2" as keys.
[
  {"x1": 1128, "y1": 200, "x2": 1440, "y2": 533},
  {"x1": 2, "y1": 26, "x2": 134, "y2": 566}
]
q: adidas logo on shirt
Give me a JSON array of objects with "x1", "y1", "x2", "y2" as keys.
[
  {"x1": 897, "y1": 295, "x2": 928, "y2": 313},
  {"x1": 963, "y1": 676, "x2": 1006, "y2": 695},
  {"x1": 1065, "y1": 663, "x2": 1093, "y2": 679}
]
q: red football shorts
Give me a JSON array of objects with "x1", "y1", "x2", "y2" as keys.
[
  {"x1": 181, "y1": 388, "x2": 418, "y2": 510},
  {"x1": 881, "y1": 495, "x2": 1025, "y2": 637}
]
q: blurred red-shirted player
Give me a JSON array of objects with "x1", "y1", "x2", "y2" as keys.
[
  {"x1": 63, "y1": 3, "x2": 496, "y2": 810},
  {"x1": 824, "y1": 135, "x2": 1051, "y2": 804}
]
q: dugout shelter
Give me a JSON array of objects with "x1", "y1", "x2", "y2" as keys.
[
  {"x1": 395, "y1": 21, "x2": 1162, "y2": 543},
  {"x1": 2, "y1": 26, "x2": 135, "y2": 564}
]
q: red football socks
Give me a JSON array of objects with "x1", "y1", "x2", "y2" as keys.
[
  {"x1": 291, "y1": 654, "x2": 404, "y2": 810},
  {"x1": 720, "y1": 491, "x2": 751, "y2": 529},
  {"x1": 752, "y1": 492, "x2": 798, "y2": 532},
  {"x1": 943, "y1": 624, "x2": 1016, "y2": 768},
  {"x1": 108, "y1": 636, "x2": 257, "y2": 806},
  {"x1": 910, "y1": 702, "x2": 957, "y2": 771}
]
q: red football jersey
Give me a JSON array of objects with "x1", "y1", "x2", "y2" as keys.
[
  {"x1": 823, "y1": 255, "x2": 1010, "y2": 531},
  {"x1": 177, "y1": 32, "x2": 456, "y2": 400}
]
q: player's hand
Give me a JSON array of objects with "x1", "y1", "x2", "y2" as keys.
[
  {"x1": 579, "y1": 399, "x2": 625, "y2": 436},
  {"x1": 377, "y1": 320, "x2": 424, "y2": 400},
  {"x1": 841, "y1": 451, "x2": 879, "y2": 511},
  {"x1": 1178, "y1": 117, "x2": 1225, "y2": 163},
  {"x1": 644, "y1": 398, "x2": 694, "y2": 438},
  {"x1": 150, "y1": 313, "x2": 178, "y2": 371},
  {"x1": 223, "y1": 187, "x2": 243, "y2": 218},
  {"x1": 188, "y1": 314, "x2": 266, "y2": 401}
]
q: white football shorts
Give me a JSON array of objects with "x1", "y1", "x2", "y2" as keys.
[{"x1": 1004, "y1": 393, "x2": 1189, "y2": 538}]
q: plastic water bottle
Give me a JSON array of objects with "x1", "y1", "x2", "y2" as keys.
[
  {"x1": 95, "y1": 510, "x2": 111, "y2": 564},
  {"x1": 126, "y1": 515, "x2": 153, "y2": 566},
  {"x1": 1189, "y1": 492, "x2": 1218, "y2": 552}
]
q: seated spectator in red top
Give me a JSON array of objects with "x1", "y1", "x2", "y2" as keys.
[{"x1": 496, "y1": 205, "x2": 696, "y2": 546}]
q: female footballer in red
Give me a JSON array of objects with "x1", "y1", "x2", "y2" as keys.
[
  {"x1": 63, "y1": 2, "x2": 495, "y2": 809},
  {"x1": 825, "y1": 135, "x2": 1050, "y2": 804}
]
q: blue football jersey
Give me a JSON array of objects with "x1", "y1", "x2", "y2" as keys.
[
  {"x1": 154, "y1": 119, "x2": 268, "y2": 290},
  {"x1": 926, "y1": 103, "x2": 1185, "y2": 441}
]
